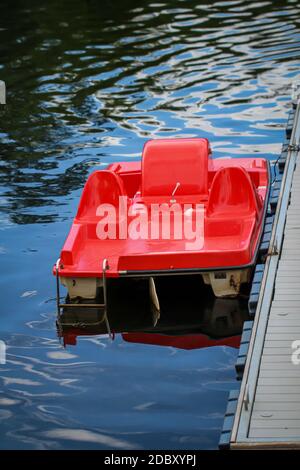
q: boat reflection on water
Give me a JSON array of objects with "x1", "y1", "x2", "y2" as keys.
[{"x1": 57, "y1": 275, "x2": 250, "y2": 350}]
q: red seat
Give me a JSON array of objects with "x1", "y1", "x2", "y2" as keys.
[
  {"x1": 207, "y1": 166, "x2": 259, "y2": 218},
  {"x1": 76, "y1": 170, "x2": 127, "y2": 220},
  {"x1": 141, "y1": 138, "x2": 209, "y2": 198}
]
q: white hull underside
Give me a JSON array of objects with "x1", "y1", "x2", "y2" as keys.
[{"x1": 61, "y1": 268, "x2": 251, "y2": 300}]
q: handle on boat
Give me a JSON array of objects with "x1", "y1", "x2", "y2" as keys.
[
  {"x1": 171, "y1": 182, "x2": 181, "y2": 197},
  {"x1": 170, "y1": 182, "x2": 181, "y2": 202}
]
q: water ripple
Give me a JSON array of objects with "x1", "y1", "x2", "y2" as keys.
[{"x1": 0, "y1": 0, "x2": 299, "y2": 449}]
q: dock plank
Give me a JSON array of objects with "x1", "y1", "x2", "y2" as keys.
[
  {"x1": 249, "y1": 429, "x2": 300, "y2": 439},
  {"x1": 230, "y1": 97, "x2": 300, "y2": 449}
]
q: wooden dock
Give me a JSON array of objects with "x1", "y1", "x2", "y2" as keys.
[{"x1": 228, "y1": 86, "x2": 300, "y2": 449}]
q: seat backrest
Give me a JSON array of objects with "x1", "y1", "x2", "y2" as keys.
[
  {"x1": 207, "y1": 166, "x2": 259, "y2": 218},
  {"x1": 141, "y1": 138, "x2": 209, "y2": 197},
  {"x1": 76, "y1": 170, "x2": 126, "y2": 220}
]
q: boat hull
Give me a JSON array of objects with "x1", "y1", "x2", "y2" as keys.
[{"x1": 54, "y1": 139, "x2": 270, "y2": 303}]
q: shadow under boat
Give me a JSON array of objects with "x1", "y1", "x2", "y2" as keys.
[{"x1": 57, "y1": 275, "x2": 250, "y2": 350}]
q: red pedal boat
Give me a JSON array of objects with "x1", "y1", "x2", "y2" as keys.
[{"x1": 54, "y1": 138, "x2": 270, "y2": 308}]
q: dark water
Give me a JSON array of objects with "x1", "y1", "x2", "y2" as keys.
[{"x1": 0, "y1": 0, "x2": 300, "y2": 450}]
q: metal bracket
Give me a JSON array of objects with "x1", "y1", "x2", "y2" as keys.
[
  {"x1": 243, "y1": 384, "x2": 250, "y2": 411},
  {"x1": 288, "y1": 143, "x2": 300, "y2": 153},
  {"x1": 267, "y1": 239, "x2": 279, "y2": 257}
]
